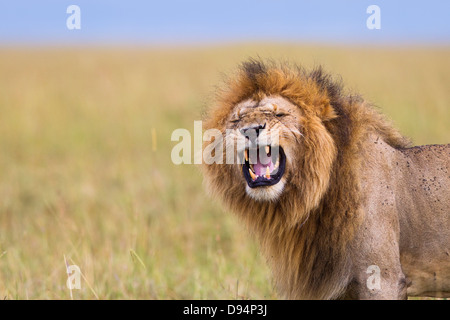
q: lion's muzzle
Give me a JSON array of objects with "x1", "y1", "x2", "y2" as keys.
[{"x1": 242, "y1": 145, "x2": 286, "y2": 188}]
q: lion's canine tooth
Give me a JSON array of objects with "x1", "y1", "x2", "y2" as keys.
[
  {"x1": 245, "y1": 149, "x2": 248, "y2": 162},
  {"x1": 265, "y1": 145, "x2": 270, "y2": 155},
  {"x1": 265, "y1": 166, "x2": 271, "y2": 179},
  {"x1": 249, "y1": 168, "x2": 257, "y2": 181}
]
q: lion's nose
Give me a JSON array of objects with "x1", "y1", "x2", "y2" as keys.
[{"x1": 240, "y1": 123, "x2": 266, "y2": 140}]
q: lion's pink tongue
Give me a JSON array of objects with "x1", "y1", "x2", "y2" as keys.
[{"x1": 253, "y1": 156, "x2": 274, "y2": 177}]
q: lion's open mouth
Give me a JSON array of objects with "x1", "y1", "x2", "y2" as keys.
[{"x1": 242, "y1": 145, "x2": 286, "y2": 188}]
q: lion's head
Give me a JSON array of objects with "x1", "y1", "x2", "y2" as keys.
[{"x1": 202, "y1": 60, "x2": 345, "y2": 226}]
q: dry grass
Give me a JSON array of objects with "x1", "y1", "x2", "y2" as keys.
[{"x1": 0, "y1": 44, "x2": 448, "y2": 299}]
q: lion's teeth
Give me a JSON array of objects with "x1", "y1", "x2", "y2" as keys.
[
  {"x1": 244, "y1": 149, "x2": 248, "y2": 162},
  {"x1": 265, "y1": 145, "x2": 270, "y2": 155},
  {"x1": 274, "y1": 158, "x2": 279, "y2": 169},
  {"x1": 265, "y1": 166, "x2": 271, "y2": 179},
  {"x1": 249, "y1": 168, "x2": 257, "y2": 181}
]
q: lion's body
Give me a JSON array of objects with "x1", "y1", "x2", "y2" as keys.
[
  {"x1": 202, "y1": 60, "x2": 450, "y2": 299},
  {"x1": 345, "y1": 136, "x2": 450, "y2": 299}
]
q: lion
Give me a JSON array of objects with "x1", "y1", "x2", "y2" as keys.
[{"x1": 201, "y1": 59, "x2": 450, "y2": 299}]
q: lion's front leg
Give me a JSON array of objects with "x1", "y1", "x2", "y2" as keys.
[{"x1": 344, "y1": 206, "x2": 408, "y2": 300}]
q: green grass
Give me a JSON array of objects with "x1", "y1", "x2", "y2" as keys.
[{"x1": 0, "y1": 44, "x2": 448, "y2": 299}]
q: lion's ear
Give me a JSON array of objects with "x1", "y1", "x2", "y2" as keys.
[{"x1": 320, "y1": 103, "x2": 337, "y2": 121}]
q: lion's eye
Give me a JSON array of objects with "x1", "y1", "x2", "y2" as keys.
[
  {"x1": 276, "y1": 113, "x2": 288, "y2": 118},
  {"x1": 230, "y1": 118, "x2": 240, "y2": 123}
]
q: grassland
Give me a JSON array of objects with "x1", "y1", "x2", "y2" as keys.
[{"x1": 0, "y1": 44, "x2": 449, "y2": 299}]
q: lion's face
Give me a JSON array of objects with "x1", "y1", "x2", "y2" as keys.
[{"x1": 224, "y1": 95, "x2": 304, "y2": 201}]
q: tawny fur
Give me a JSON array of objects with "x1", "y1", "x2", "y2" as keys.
[{"x1": 201, "y1": 59, "x2": 450, "y2": 299}]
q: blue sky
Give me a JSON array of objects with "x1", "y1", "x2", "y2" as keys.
[{"x1": 0, "y1": 0, "x2": 449, "y2": 45}]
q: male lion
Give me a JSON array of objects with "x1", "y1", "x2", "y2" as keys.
[{"x1": 201, "y1": 59, "x2": 450, "y2": 299}]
